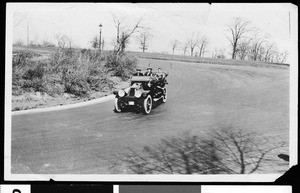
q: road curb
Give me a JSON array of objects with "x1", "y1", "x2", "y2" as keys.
[{"x1": 12, "y1": 94, "x2": 115, "y2": 116}]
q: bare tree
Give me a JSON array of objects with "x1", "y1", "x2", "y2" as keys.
[
  {"x1": 52, "y1": 34, "x2": 74, "y2": 71},
  {"x1": 236, "y1": 38, "x2": 251, "y2": 60},
  {"x1": 137, "y1": 30, "x2": 151, "y2": 52},
  {"x1": 278, "y1": 51, "x2": 289, "y2": 63},
  {"x1": 226, "y1": 18, "x2": 252, "y2": 59},
  {"x1": 197, "y1": 36, "x2": 208, "y2": 57},
  {"x1": 250, "y1": 34, "x2": 267, "y2": 61},
  {"x1": 212, "y1": 47, "x2": 219, "y2": 58},
  {"x1": 263, "y1": 42, "x2": 277, "y2": 62},
  {"x1": 188, "y1": 34, "x2": 199, "y2": 57},
  {"x1": 182, "y1": 41, "x2": 189, "y2": 56},
  {"x1": 112, "y1": 128, "x2": 287, "y2": 174},
  {"x1": 112, "y1": 14, "x2": 144, "y2": 55},
  {"x1": 55, "y1": 34, "x2": 72, "y2": 49},
  {"x1": 170, "y1": 39, "x2": 180, "y2": 55}
]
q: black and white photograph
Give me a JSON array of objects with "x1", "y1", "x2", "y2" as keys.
[{"x1": 5, "y1": 3, "x2": 298, "y2": 181}]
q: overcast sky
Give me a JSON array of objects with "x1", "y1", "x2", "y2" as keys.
[{"x1": 9, "y1": 3, "x2": 297, "y2": 58}]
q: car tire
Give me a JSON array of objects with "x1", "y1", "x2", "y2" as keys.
[
  {"x1": 142, "y1": 95, "x2": 152, "y2": 115},
  {"x1": 114, "y1": 98, "x2": 122, "y2": 113},
  {"x1": 162, "y1": 88, "x2": 167, "y2": 103}
]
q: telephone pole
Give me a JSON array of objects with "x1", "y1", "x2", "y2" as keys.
[
  {"x1": 99, "y1": 23, "x2": 103, "y2": 52},
  {"x1": 27, "y1": 24, "x2": 29, "y2": 46},
  {"x1": 289, "y1": 11, "x2": 291, "y2": 38}
]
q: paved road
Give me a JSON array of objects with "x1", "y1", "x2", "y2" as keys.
[{"x1": 11, "y1": 58, "x2": 289, "y2": 174}]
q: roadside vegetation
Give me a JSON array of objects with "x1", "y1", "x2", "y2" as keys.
[
  {"x1": 12, "y1": 47, "x2": 137, "y2": 111},
  {"x1": 12, "y1": 14, "x2": 144, "y2": 111}
]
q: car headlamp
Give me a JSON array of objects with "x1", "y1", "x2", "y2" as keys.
[
  {"x1": 134, "y1": 90, "x2": 142, "y2": 98},
  {"x1": 118, "y1": 90, "x2": 125, "y2": 97}
]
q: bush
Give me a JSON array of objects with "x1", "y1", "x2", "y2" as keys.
[
  {"x1": 22, "y1": 62, "x2": 45, "y2": 80},
  {"x1": 104, "y1": 52, "x2": 137, "y2": 80},
  {"x1": 12, "y1": 54, "x2": 49, "y2": 93},
  {"x1": 50, "y1": 48, "x2": 76, "y2": 72},
  {"x1": 21, "y1": 78, "x2": 47, "y2": 93},
  {"x1": 44, "y1": 82, "x2": 65, "y2": 96},
  {"x1": 13, "y1": 51, "x2": 36, "y2": 68},
  {"x1": 12, "y1": 47, "x2": 134, "y2": 99}
]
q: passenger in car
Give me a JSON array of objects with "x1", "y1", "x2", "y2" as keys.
[
  {"x1": 151, "y1": 68, "x2": 168, "y2": 93},
  {"x1": 156, "y1": 68, "x2": 168, "y2": 79},
  {"x1": 144, "y1": 67, "x2": 153, "y2": 76}
]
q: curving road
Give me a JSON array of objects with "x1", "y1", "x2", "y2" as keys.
[{"x1": 11, "y1": 58, "x2": 289, "y2": 174}]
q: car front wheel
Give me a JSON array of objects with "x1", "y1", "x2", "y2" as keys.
[
  {"x1": 142, "y1": 95, "x2": 152, "y2": 114},
  {"x1": 114, "y1": 98, "x2": 122, "y2": 113}
]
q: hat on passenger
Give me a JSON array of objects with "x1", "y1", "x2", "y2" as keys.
[
  {"x1": 136, "y1": 69, "x2": 141, "y2": 71},
  {"x1": 147, "y1": 67, "x2": 152, "y2": 70}
]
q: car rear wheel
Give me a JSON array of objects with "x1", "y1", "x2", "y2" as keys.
[
  {"x1": 114, "y1": 98, "x2": 122, "y2": 113},
  {"x1": 162, "y1": 88, "x2": 167, "y2": 103},
  {"x1": 142, "y1": 95, "x2": 152, "y2": 114}
]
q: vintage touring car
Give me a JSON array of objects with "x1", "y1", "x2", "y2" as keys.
[{"x1": 113, "y1": 75, "x2": 167, "y2": 114}]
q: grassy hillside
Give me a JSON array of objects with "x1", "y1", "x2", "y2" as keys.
[
  {"x1": 13, "y1": 45, "x2": 289, "y2": 68},
  {"x1": 127, "y1": 51, "x2": 289, "y2": 69},
  {"x1": 11, "y1": 46, "x2": 136, "y2": 111}
]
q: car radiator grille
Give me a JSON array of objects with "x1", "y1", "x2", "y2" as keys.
[{"x1": 129, "y1": 88, "x2": 135, "y2": 96}]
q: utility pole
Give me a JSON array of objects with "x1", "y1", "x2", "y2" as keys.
[
  {"x1": 27, "y1": 24, "x2": 29, "y2": 46},
  {"x1": 99, "y1": 23, "x2": 103, "y2": 52},
  {"x1": 289, "y1": 11, "x2": 291, "y2": 38}
]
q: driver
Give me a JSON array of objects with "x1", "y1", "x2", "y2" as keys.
[{"x1": 133, "y1": 69, "x2": 144, "y2": 76}]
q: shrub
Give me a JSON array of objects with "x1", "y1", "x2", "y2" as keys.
[
  {"x1": 104, "y1": 52, "x2": 137, "y2": 80},
  {"x1": 12, "y1": 46, "x2": 134, "y2": 99},
  {"x1": 22, "y1": 62, "x2": 45, "y2": 80},
  {"x1": 21, "y1": 78, "x2": 47, "y2": 93},
  {"x1": 50, "y1": 48, "x2": 76, "y2": 72},
  {"x1": 13, "y1": 51, "x2": 36, "y2": 68},
  {"x1": 12, "y1": 55, "x2": 49, "y2": 93},
  {"x1": 44, "y1": 83, "x2": 64, "y2": 96},
  {"x1": 62, "y1": 67, "x2": 90, "y2": 97}
]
